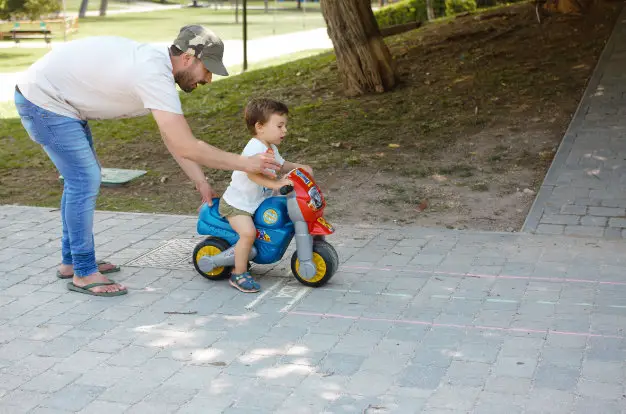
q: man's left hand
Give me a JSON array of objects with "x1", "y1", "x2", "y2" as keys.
[{"x1": 196, "y1": 180, "x2": 217, "y2": 208}]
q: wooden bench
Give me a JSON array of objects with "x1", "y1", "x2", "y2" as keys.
[{"x1": 10, "y1": 29, "x2": 53, "y2": 45}]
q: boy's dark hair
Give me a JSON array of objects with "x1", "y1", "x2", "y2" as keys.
[{"x1": 244, "y1": 98, "x2": 289, "y2": 135}]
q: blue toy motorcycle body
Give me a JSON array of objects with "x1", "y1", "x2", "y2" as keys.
[{"x1": 192, "y1": 168, "x2": 338, "y2": 287}]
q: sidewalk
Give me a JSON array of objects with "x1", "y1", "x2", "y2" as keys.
[
  {"x1": 0, "y1": 28, "x2": 332, "y2": 103},
  {"x1": 1, "y1": 205, "x2": 626, "y2": 413},
  {"x1": 523, "y1": 6, "x2": 626, "y2": 239}
]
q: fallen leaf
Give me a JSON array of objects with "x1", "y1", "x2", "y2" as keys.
[
  {"x1": 375, "y1": 152, "x2": 385, "y2": 157},
  {"x1": 416, "y1": 200, "x2": 429, "y2": 212},
  {"x1": 209, "y1": 361, "x2": 227, "y2": 366},
  {"x1": 330, "y1": 142, "x2": 342, "y2": 148},
  {"x1": 298, "y1": 138, "x2": 309, "y2": 143},
  {"x1": 388, "y1": 143, "x2": 400, "y2": 148}
]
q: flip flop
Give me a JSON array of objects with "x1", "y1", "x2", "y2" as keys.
[
  {"x1": 56, "y1": 260, "x2": 121, "y2": 279},
  {"x1": 67, "y1": 281, "x2": 127, "y2": 297}
]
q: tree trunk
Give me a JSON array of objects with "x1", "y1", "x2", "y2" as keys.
[
  {"x1": 99, "y1": 0, "x2": 108, "y2": 16},
  {"x1": 544, "y1": 0, "x2": 592, "y2": 14},
  {"x1": 426, "y1": 0, "x2": 435, "y2": 20},
  {"x1": 297, "y1": 0, "x2": 301, "y2": 9},
  {"x1": 78, "y1": 0, "x2": 88, "y2": 17},
  {"x1": 320, "y1": 0, "x2": 397, "y2": 96},
  {"x1": 264, "y1": 0, "x2": 268, "y2": 12}
]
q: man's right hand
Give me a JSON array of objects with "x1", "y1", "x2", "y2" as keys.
[{"x1": 246, "y1": 153, "x2": 281, "y2": 178}]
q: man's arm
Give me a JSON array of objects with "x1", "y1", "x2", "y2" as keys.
[
  {"x1": 170, "y1": 152, "x2": 217, "y2": 206},
  {"x1": 152, "y1": 109, "x2": 280, "y2": 175}
]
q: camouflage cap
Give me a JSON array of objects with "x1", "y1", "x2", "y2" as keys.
[{"x1": 173, "y1": 25, "x2": 228, "y2": 76}]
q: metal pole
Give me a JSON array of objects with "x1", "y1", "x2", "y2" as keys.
[
  {"x1": 243, "y1": 0, "x2": 247, "y2": 71},
  {"x1": 62, "y1": 0, "x2": 67, "y2": 41}
]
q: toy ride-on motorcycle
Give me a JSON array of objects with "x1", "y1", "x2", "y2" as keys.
[{"x1": 192, "y1": 168, "x2": 339, "y2": 287}]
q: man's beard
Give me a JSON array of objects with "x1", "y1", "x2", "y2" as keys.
[{"x1": 174, "y1": 69, "x2": 195, "y2": 93}]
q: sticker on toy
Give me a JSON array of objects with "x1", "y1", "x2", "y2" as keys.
[
  {"x1": 263, "y1": 209, "x2": 278, "y2": 225},
  {"x1": 256, "y1": 229, "x2": 271, "y2": 242},
  {"x1": 295, "y1": 169, "x2": 312, "y2": 187},
  {"x1": 317, "y1": 217, "x2": 334, "y2": 232}
]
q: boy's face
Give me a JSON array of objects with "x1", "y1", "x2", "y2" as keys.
[{"x1": 257, "y1": 113, "x2": 288, "y2": 145}]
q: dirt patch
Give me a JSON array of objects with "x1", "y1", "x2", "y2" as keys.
[{"x1": 0, "y1": 1, "x2": 622, "y2": 232}]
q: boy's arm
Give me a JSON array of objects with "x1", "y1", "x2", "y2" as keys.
[
  {"x1": 247, "y1": 173, "x2": 292, "y2": 191},
  {"x1": 282, "y1": 161, "x2": 313, "y2": 176}
]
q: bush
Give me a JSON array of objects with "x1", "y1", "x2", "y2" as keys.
[
  {"x1": 444, "y1": 0, "x2": 477, "y2": 15},
  {"x1": 0, "y1": 0, "x2": 60, "y2": 20},
  {"x1": 374, "y1": 0, "x2": 445, "y2": 28}
]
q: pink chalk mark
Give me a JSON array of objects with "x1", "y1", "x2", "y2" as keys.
[
  {"x1": 288, "y1": 311, "x2": 624, "y2": 339},
  {"x1": 340, "y1": 265, "x2": 626, "y2": 286}
]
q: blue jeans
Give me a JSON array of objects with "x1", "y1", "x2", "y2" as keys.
[{"x1": 15, "y1": 88, "x2": 100, "y2": 277}]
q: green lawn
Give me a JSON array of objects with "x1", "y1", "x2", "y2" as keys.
[
  {"x1": 0, "y1": 49, "x2": 51, "y2": 73},
  {"x1": 0, "y1": 6, "x2": 325, "y2": 72},
  {"x1": 1, "y1": 5, "x2": 323, "y2": 41},
  {"x1": 66, "y1": 8, "x2": 324, "y2": 43}
]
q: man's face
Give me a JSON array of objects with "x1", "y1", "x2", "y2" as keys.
[{"x1": 175, "y1": 54, "x2": 213, "y2": 93}]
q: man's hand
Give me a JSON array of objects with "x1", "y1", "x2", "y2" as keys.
[
  {"x1": 246, "y1": 153, "x2": 282, "y2": 178},
  {"x1": 196, "y1": 180, "x2": 217, "y2": 208}
]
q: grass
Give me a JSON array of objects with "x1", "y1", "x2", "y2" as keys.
[
  {"x1": 0, "y1": 6, "x2": 326, "y2": 72},
  {"x1": 0, "y1": 49, "x2": 50, "y2": 73},
  {"x1": 0, "y1": 1, "x2": 621, "y2": 229},
  {"x1": 0, "y1": 6, "x2": 324, "y2": 42}
]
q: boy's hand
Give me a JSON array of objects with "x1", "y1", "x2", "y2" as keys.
[
  {"x1": 276, "y1": 178, "x2": 293, "y2": 191},
  {"x1": 301, "y1": 165, "x2": 313, "y2": 176}
]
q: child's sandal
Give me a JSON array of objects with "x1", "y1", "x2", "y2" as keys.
[{"x1": 229, "y1": 272, "x2": 260, "y2": 293}]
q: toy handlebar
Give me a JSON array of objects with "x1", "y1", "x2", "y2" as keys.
[{"x1": 279, "y1": 185, "x2": 294, "y2": 195}]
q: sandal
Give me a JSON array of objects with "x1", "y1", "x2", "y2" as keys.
[
  {"x1": 229, "y1": 272, "x2": 260, "y2": 293},
  {"x1": 67, "y1": 281, "x2": 127, "y2": 297},
  {"x1": 56, "y1": 260, "x2": 121, "y2": 279}
]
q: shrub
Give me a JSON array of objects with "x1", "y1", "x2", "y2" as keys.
[
  {"x1": 445, "y1": 0, "x2": 477, "y2": 16},
  {"x1": 374, "y1": 0, "x2": 445, "y2": 28}
]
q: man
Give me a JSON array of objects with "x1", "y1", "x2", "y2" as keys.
[{"x1": 14, "y1": 25, "x2": 281, "y2": 297}]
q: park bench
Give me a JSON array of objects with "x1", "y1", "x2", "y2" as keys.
[{"x1": 10, "y1": 28, "x2": 53, "y2": 45}]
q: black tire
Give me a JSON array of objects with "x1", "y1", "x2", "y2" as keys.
[
  {"x1": 313, "y1": 236, "x2": 339, "y2": 275},
  {"x1": 192, "y1": 237, "x2": 232, "y2": 280},
  {"x1": 290, "y1": 240, "x2": 339, "y2": 287}
]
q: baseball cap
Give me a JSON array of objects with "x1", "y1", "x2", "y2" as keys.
[{"x1": 173, "y1": 25, "x2": 229, "y2": 76}]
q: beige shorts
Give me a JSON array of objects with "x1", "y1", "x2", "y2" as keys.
[{"x1": 219, "y1": 199, "x2": 253, "y2": 218}]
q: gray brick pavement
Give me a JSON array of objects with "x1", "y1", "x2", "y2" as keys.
[
  {"x1": 1, "y1": 206, "x2": 626, "y2": 412},
  {"x1": 523, "y1": 6, "x2": 626, "y2": 239}
]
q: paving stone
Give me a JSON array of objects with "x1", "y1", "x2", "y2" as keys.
[
  {"x1": 533, "y1": 364, "x2": 580, "y2": 391},
  {"x1": 397, "y1": 364, "x2": 447, "y2": 389},
  {"x1": 564, "y1": 225, "x2": 606, "y2": 237},
  {"x1": 540, "y1": 214, "x2": 581, "y2": 225},
  {"x1": 40, "y1": 384, "x2": 106, "y2": 411},
  {"x1": 560, "y1": 205, "x2": 588, "y2": 215}
]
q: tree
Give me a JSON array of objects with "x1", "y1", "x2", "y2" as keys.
[
  {"x1": 320, "y1": 0, "x2": 397, "y2": 96},
  {"x1": 78, "y1": 0, "x2": 88, "y2": 17},
  {"x1": 426, "y1": 0, "x2": 435, "y2": 20},
  {"x1": 0, "y1": 0, "x2": 59, "y2": 20},
  {"x1": 99, "y1": 0, "x2": 108, "y2": 16}
]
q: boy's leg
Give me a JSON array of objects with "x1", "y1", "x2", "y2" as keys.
[{"x1": 226, "y1": 215, "x2": 260, "y2": 292}]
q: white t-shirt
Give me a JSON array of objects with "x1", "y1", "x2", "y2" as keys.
[
  {"x1": 222, "y1": 138, "x2": 285, "y2": 214},
  {"x1": 16, "y1": 36, "x2": 183, "y2": 120}
]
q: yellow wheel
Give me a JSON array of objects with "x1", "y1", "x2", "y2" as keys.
[
  {"x1": 192, "y1": 237, "x2": 232, "y2": 280},
  {"x1": 290, "y1": 240, "x2": 338, "y2": 287}
]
